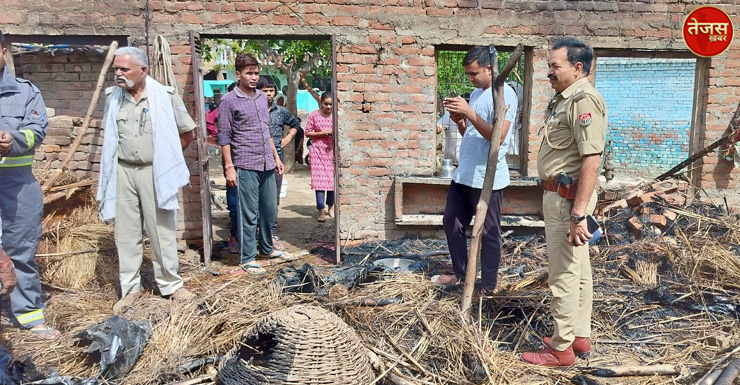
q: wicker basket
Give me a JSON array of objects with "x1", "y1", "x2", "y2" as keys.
[{"x1": 219, "y1": 304, "x2": 374, "y2": 385}]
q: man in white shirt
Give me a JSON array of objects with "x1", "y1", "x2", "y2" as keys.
[{"x1": 436, "y1": 46, "x2": 518, "y2": 293}]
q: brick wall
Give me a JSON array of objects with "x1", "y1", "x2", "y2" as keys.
[
  {"x1": 16, "y1": 50, "x2": 113, "y2": 119},
  {"x1": 34, "y1": 115, "x2": 104, "y2": 179},
  {"x1": 595, "y1": 58, "x2": 696, "y2": 178},
  {"x1": 4, "y1": 0, "x2": 739, "y2": 240}
]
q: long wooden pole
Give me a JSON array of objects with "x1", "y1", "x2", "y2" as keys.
[
  {"x1": 657, "y1": 101, "x2": 740, "y2": 181},
  {"x1": 461, "y1": 44, "x2": 524, "y2": 315},
  {"x1": 42, "y1": 40, "x2": 118, "y2": 191}
]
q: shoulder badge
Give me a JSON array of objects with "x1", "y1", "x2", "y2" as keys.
[
  {"x1": 573, "y1": 88, "x2": 588, "y2": 102},
  {"x1": 30, "y1": 110, "x2": 42, "y2": 119},
  {"x1": 578, "y1": 112, "x2": 592, "y2": 127}
]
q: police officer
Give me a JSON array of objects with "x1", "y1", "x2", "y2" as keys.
[
  {"x1": 521, "y1": 37, "x2": 607, "y2": 366},
  {"x1": 0, "y1": 30, "x2": 59, "y2": 340}
]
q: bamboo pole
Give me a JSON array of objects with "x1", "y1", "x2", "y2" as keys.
[
  {"x1": 42, "y1": 40, "x2": 118, "y2": 191},
  {"x1": 461, "y1": 43, "x2": 523, "y2": 316},
  {"x1": 714, "y1": 358, "x2": 740, "y2": 385},
  {"x1": 584, "y1": 364, "x2": 681, "y2": 377}
]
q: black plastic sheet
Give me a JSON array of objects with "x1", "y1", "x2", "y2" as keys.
[{"x1": 75, "y1": 315, "x2": 152, "y2": 381}]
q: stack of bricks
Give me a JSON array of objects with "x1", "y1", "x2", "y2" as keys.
[
  {"x1": 34, "y1": 112, "x2": 104, "y2": 179},
  {"x1": 599, "y1": 179, "x2": 691, "y2": 237}
]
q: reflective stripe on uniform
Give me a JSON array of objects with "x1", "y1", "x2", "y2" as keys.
[
  {"x1": 21, "y1": 129, "x2": 35, "y2": 150},
  {"x1": 17, "y1": 309, "x2": 44, "y2": 325},
  {"x1": 0, "y1": 155, "x2": 33, "y2": 167}
]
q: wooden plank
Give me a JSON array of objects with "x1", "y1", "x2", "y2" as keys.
[
  {"x1": 394, "y1": 177, "x2": 404, "y2": 221},
  {"x1": 332, "y1": 34, "x2": 340, "y2": 265},
  {"x1": 395, "y1": 175, "x2": 540, "y2": 187},
  {"x1": 689, "y1": 57, "x2": 708, "y2": 190},
  {"x1": 519, "y1": 46, "x2": 534, "y2": 175},
  {"x1": 396, "y1": 214, "x2": 544, "y2": 228},
  {"x1": 189, "y1": 31, "x2": 212, "y2": 266}
]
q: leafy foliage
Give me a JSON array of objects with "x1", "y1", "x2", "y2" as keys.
[
  {"x1": 203, "y1": 38, "x2": 330, "y2": 79},
  {"x1": 437, "y1": 49, "x2": 525, "y2": 103},
  {"x1": 202, "y1": 38, "x2": 331, "y2": 114}
]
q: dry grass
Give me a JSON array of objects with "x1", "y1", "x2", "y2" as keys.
[{"x1": 4, "y1": 187, "x2": 740, "y2": 384}]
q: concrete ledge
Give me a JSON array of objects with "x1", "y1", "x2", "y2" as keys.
[
  {"x1": 395, "y1": 175, "x2": 541, "y2": 187},
  {"x1": 396, "y1": 214, "x2": 544, "y2": 227}
]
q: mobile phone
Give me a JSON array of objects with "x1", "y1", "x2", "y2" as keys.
[
  {"x1": 566, "y1": 215, "x2": 603, "y2": 245},
  {"x1": 586, "y1": 215, "x2": 603, "y2": 245}
]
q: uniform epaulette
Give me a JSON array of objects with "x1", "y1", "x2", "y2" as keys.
[
  {"x1": 105, "y1": 86, "x2": 117, "y2": 95},
  {"x1": 15, "y1": 77, "x2": 41, "y2": 93},
  {"x1": 572, "y1": 88, "x2": 587, "y2": 102},
  {"x1": 164, "y1": 86, "x2": 176, "y2": 94}
]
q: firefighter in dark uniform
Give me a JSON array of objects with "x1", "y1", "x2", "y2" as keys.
[{"x1": 0, "y1": 30, "x2": 59, "y2": 340}]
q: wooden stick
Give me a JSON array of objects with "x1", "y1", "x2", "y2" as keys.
[
  {"x1": 583, "y1": 364, "x2": 681, "y2": 377},
  {"x1": 714, "y1": 359, "x2": 740, "y2": 385},
  {"x1": 46, "y1": 179, "x2": 96, "y2": 192},
  {"x1": 42, "y1": 40, "x2": 118, "y2": 191},
  {"x1": 36, "y1": 247, "x2": 115, "y2": 258},
  {"x1": 461, "y1": 43, "x2": 523, "y2": 316},
  {"x1": 571, "y1": 375, "x2": 603, "y2": 385},
  {"x1": 164, "y1": 374, "x2": 215, "y2": 385}
]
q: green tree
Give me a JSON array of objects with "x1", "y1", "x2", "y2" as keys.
[
  {"x1": 203, "y1": 38, "x2": 331, "y2": 116},
  {"x1": 437, "y1": 49, "x2": 525, "y2": 114}
]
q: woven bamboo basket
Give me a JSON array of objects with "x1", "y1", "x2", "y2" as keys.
[{"x1": 218, "y1": 304, "x2": 374, "y2": 385}]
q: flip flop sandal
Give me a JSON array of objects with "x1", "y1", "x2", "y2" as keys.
[
  {"x1": 257, "y1": 250, "x2": 285, "y2": 259},
  {"x1": 227, "y1": 239, "x2": 240, "y2": 254},
  {"x1": 431, "y1": 274, "x2": 460, "y2": 285},
  {"x1": 230, "y1": 263, "x2": 266, "y2": 275},
  {"x1": 277, "y1": 251, "x2": 295, "y2": 261},
  {"x1": 30, "y1": 325, "x2": 61, "y2": 340},
  {"x1": 272, "y1": 238, "x2": 286, "y2": 251}
]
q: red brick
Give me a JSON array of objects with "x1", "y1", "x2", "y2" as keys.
[
  {"x1": 212, "y1": 13, "x2": 239, "y2": 25},
  {"x1": 625, "y1": 190, "x2": 644, "y2": 206},
  {"x1": 332, "y1": 16, "x2": 359, "y2": 26},
  {"x1": 649, "y1": 214, "x2": 667, "y2": 229},
  {"x1": 602, "y1": 199, "x2": 628, "y2": 215},
  {"x1": 651, "y1": 180, "x2": 678, "y2": 194},
  {"x1": 663, "y1": 210, "x2": 678, "y2": 221},
  {"x1": 273, "y1": 14, "x2": 300, "y2": 25},
  {"x1": 628, "y1": 216, "x2": 643, "y2": 234}
]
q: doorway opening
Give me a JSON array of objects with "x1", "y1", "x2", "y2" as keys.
[{"x1": 192, "y1": 35, "x2": 338, "y2": 265}]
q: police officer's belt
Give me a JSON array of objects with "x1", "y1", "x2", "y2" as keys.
[{"x1": 541, "y1": 180, "x2": 560, "y2": 192}]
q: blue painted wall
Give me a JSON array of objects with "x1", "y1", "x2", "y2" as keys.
[{"x1": 595, "y1": 57, "x2": 695, "y2": 178}]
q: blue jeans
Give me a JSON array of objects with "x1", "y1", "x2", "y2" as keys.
[
  {"x1": 315, "y1": 190, "x2": 335, "y2": 210},
  {"x1": 237, "y1": 168, "x2": 277, "y2": 264},
  {"x1": 226, "y1": 185, "x2": 238, "y2": 239}
]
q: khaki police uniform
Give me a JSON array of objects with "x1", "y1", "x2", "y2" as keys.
[
  {"x1": 537, "y1": 77, "x2": 607, "y2": 351},
  {"x1": 106, "y1": 85, "x2": 196, "y2": 297}
]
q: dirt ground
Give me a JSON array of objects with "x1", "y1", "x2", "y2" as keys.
[{"x1": 206, "y1": 147, "x2": 338, "y2": 268}]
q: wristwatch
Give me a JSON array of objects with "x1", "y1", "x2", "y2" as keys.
[{"x1": 570, "y1": 213, "x2": 587, "y2": 224}]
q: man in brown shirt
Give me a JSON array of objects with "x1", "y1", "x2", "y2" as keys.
[{"x1": 522, "y1": 37, "x2": 607, "y2": 366}]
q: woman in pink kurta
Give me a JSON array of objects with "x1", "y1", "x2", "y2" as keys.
[{"x1": 304, "y1": 91, "x2": 335, "y2": 222}]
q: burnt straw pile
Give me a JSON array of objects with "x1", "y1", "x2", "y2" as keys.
[{"x1": 2, "y1": 177, "x2": 739, "y2": 384}]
